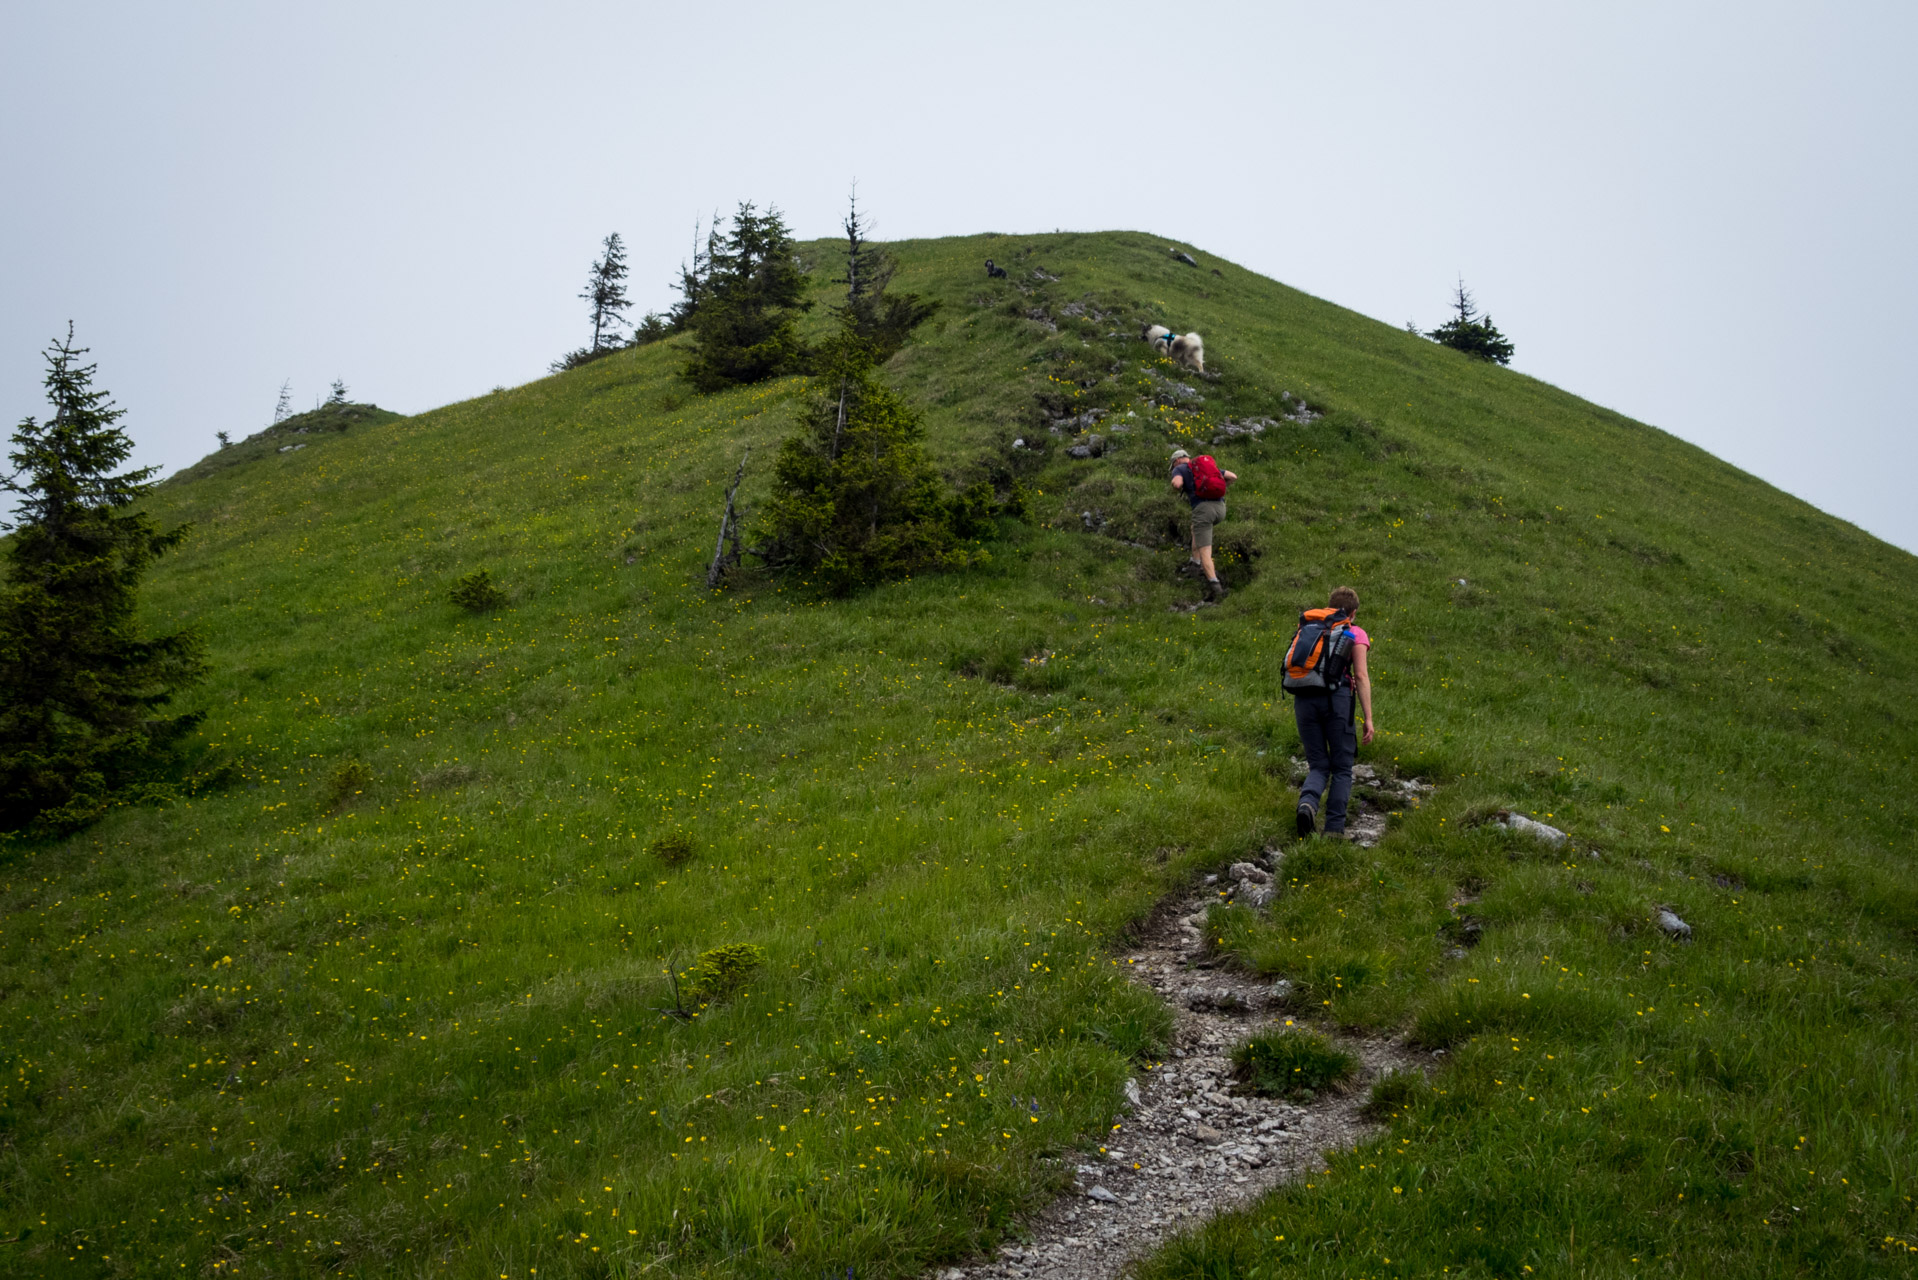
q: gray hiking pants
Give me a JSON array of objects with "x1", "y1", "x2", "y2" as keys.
[{"x1": 1294, "y1": 688, "x2": 1357, "y2": 832}]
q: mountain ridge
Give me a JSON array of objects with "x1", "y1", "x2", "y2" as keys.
[{"x1": 4, "y1": 229, "x2": 1912, "y2": 1278}]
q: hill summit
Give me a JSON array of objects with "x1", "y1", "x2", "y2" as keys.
[
  {"x1": 169, "y1": 399, "x2": 402, "y2": 484},
  {"x1": 5, "y1": 231, "x2": 1914, "y2": 1278}
]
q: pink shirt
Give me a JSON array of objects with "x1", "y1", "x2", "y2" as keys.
[{"x1": 1344, "y1": 625, "x2": 1369, "y2": 688}]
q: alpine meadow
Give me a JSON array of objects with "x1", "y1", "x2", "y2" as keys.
[{"x1": 3, "y1": 230, "x2": 1914, "y2": 1278}]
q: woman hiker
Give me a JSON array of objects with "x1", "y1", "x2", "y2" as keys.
[{"x1": 1294, "y1": 585, "x2": 1376, "y2": 838}]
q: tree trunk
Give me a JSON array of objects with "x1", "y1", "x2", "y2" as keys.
[
  {"x1": 830, "y1": 382, "x2": 847, "y2": 459},
  {"x1": 706, "y1": 449, "x2": 751, "y2": 589}
]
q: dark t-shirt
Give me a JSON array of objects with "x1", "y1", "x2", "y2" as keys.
[{"x1": 1171, "y1": 463, "x2": 1201, "y2": 508}]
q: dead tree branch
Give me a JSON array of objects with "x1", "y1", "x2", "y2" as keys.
[{"x1": 706, "y1": 448, "x2": 751, "y2": 589}]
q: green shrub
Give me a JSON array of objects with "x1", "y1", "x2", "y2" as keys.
[
  {"x1": 650, "y1": 833, "x2": 694, "y2": 867},
  {"x1": 449, "y1": 570, "x2": 506, "y2": 612},
  {"x1": 1230, "y1": 1029, "x2": 1357, "y2": 1101},
  {"x1": 687, "y1": 944, "x2": 764, "y2": 999}
]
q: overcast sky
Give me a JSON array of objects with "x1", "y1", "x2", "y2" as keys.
[{"x1": 4, "y1": 2, "x2": 1913, "y2": 551}]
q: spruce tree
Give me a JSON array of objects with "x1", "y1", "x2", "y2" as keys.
[
  {"x1": 757, "y1": 323, "x2": 987, "y2": 595},
  {"x1": 683, "y1": 203, "x2": 812, "y2": 392},
  {"x1": 1425, "y1": 279, "x2": 1514, "y2": 365},
  {"x1": 667, "y1": 214, "x2": 712, "y2": 333},
  {"x1": 550, "y1": 233, "x2": 633, "y2": 372},
  {"x1": 0, "y1": 326, "x2": 208, "y2": 833},
  {"x1": 833, "y1": 191, "x2": 937, "y2": 363},
  {"x1": 582, "y1": 232, "x2": 631, "y2": 352}
]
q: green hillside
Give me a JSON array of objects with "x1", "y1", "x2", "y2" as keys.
[{"x1": 4, "y1": 230, "x2": 1915, "y2": 1278}]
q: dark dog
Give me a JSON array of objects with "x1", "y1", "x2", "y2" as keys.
[{"x1": 985, "y1": 259, "x2": 1008, "y2": 278}]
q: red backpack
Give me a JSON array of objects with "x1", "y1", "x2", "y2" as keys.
[{"x1": 1188, "y1": 455, "x2": 1229, "y2": 500}]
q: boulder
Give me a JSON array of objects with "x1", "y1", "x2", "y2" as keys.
[{"x1": 1497, "y1": 811, "x2": 1568, "y2": 846}]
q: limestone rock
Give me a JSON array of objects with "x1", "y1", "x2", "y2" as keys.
[{"x1": 1497, "y1": 811, "x2": 1568, "y2": 846}]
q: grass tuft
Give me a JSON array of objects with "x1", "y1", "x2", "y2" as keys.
[
  {"x1": 320, "y1": 759, "x2": 371, "y2": 813},
  {"x1": 1230, "y1": 1029, "x2": 1358, "y2": 1101},
  {"x1": 1361, "y1": 1069, "x2": 1434, "y2": 1121}
]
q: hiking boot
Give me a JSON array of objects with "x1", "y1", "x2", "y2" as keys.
[
  {"x1": 1295, "y1": 803, "x2": 1317, "y2": 840},
  {"x1": 1176, "y1": 559, "x2": 1204, "y2": 579},
  {"x1": 1205, "y1": 578, "x2": 1228, "y2": 601}
]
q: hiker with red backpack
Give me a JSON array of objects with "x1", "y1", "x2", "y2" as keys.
[
  {"x1": 1168, "y1": 448, "x2": 1236, "y2": 600},
  {"x1": 1282, "y1": 585, "x2": 1376, "y2": 839}
]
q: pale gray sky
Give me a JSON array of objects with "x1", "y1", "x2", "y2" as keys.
[{"x1": 4, "y1": 2, "x2": 1913, "y2": 550}]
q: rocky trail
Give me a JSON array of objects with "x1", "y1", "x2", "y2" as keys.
[{"x1": 936, "y1": 767, "x2": 1433, "y2": 1279}]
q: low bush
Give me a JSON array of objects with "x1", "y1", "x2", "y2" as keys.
[
  {"x1": 650, "y1": 833, "x2": 694, "y2": 866},
  {"x1": 449, "y1": 570, "x2": 506, "y2": 612},
  {"x1": 687, "y1": 944, "x2": 764, "y2": 999}
]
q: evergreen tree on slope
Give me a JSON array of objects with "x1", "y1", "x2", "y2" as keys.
[
  {"x1": 0, "y1": 326, "x2": 207, "y2": 833},
  {"x1": 582, "y1": 232, "x2": 631, "y2": 352},
  {"x1": 1425, "y1": 278, "x2": 1514, "y2": 365},
  {"x1": 833, "y1": 190, "x2": 937, "y2": 363},
  {"x1": 551, "y1": 233, "x2": 632, "y2": 372},
  {"x1": 757, "y1": 329, "x2": 981, "y2": 595},
  {"x1": 756, "y1": 209, "x2": 989, "y2": 595},
  {"x1": 683, "y1": 203, "x2": 812, "y2": 392}
]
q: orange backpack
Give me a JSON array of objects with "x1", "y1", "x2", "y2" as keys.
[{"x1": 1282, "y1": 607, "x2": 1355, "y2": 693}]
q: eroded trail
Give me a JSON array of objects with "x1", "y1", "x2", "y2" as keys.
[{"x1": 938, "y1": 766, "x2": 1431, "y2": 1280}]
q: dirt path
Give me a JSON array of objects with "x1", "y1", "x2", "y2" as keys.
[{"x1": 936, "y1": 766, "x2": 1432, "y2": 1280}]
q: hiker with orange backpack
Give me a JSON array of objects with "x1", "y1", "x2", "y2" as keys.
[
  {"x1": 1168, "y1": 448, "x2": 1236, "y2": 600},
  {"x1": 1281, "y1": 585, "x2": 1376, "y2": 838}
]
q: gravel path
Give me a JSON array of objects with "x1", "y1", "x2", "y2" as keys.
[{"x1": 934, "y1": 766, "x2": 1432, "y2": 1280}]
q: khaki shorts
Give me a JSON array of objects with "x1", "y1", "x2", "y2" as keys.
[{"x1": 1190, "y1": 499, "x2": 1226, "y2": 548}]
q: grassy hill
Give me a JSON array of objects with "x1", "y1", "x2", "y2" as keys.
[{"x1": 3, "y1": 230, "x2": 1914, "y2": 1279}]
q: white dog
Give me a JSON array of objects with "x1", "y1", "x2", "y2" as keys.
[{"x1": 1142, "y1": 323, "x2": 1205, "y2": 374}]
